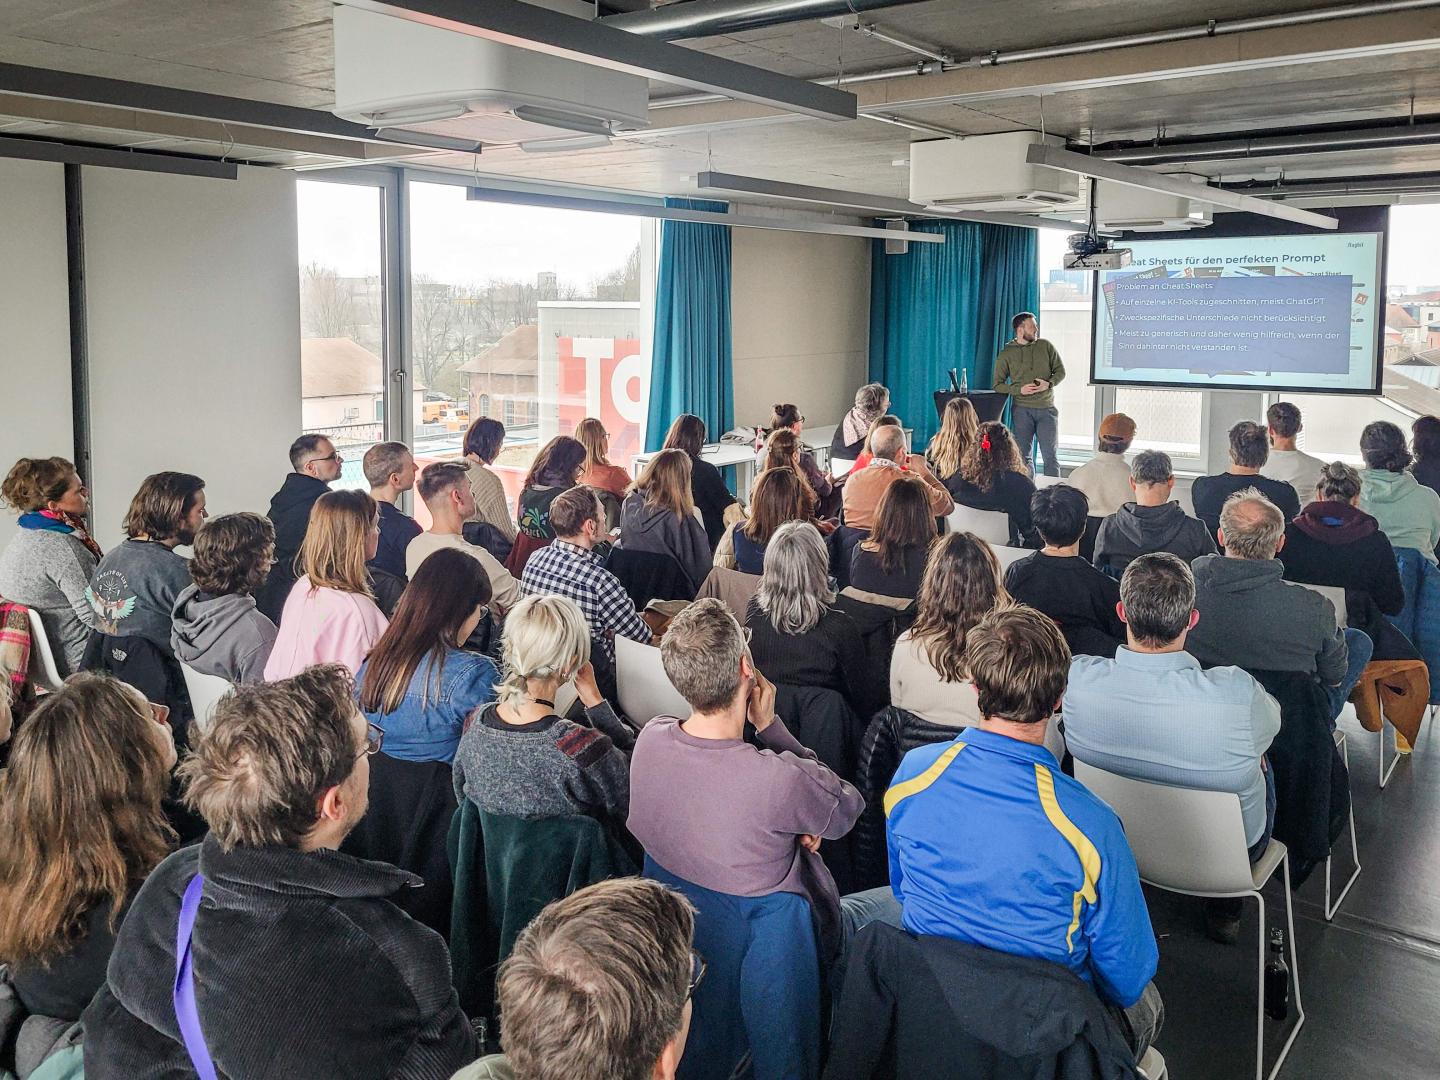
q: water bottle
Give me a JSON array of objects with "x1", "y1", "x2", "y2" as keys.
[
  {"x1": 1264, "y1": 927, "x2": 1290, "y2": 1021},
  {"x1": 959, "y1": 368, "x2": 968, "y2": 394}
]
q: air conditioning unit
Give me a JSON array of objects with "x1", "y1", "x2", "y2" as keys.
[
  {"x1": 332, "y1": 3, "x2": 651, "y2": 147},
  {"x1": 1095, "y1": 176, "x2": 1214, "y2": 232},
  {"x1": 909, "y1": 132, "x2": 1082, "y2": 212}
]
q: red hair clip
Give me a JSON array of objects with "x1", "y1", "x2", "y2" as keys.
[{"x1": 981, "y1": 433, "x2": 992, "y2": 452}]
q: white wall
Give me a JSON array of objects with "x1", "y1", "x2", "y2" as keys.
[
  {"x1": 84, "y1": 165, "x2": 301, "y2": 549},
  {"x1": 0, "y1": 160, "x2": 73, "y2": 547},
  {"x1": 730, "y1": 229, "x2": 870, "y2": 430}
]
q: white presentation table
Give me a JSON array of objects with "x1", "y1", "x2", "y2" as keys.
[{"x1": 631, "y1": 441, "x2": 760, "y2": 503}]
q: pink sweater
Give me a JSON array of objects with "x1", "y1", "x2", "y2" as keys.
[{"x1": 263, "y1": 576, "x2": 388, "y2": 680}]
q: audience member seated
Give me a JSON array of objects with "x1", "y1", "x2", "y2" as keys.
[
  {"x1": 745, "y1": 522, "x2": 882, "y2": 723},
  {"x1": 842, "y1": 424, "x2": 952, "y2": 531},
  {"x1": 761, "y1": 404, "x2": 833, "y2": 508},
  {"x1": 265, "y1": 490, "x2": 389, "y2": 679},
  {"x1": 0, "y1": 675, "x2": 175, "y2": 1024},
  {"x1": 832, "y1": 382, "x2": 890, "y2": 461},
  {"x1": 575, "y1": 417, "x2": 632, "y2": 500},
  {"x1": 1005, "y1": 485, "x2": 1124, "y2": 658},
  {"x1": 1411, "y1": 414, "x2": 1440, "y2": 500},
  {"x1": 662, "y1": 414, "x2": 738, "y2": 549},
  {"x1": 87, "y1": 471, "x2": 206, "y2": 656},
  {"x1": 759, "y1": 428, "x2": 826, "y2": 517},
  {"x1": 630, "y1": 599, "x2": 863, "y2": 952},
  {"x1": 1187, "y1": 491, "x2": 1366, "y2": 722},
  {"x1": 452, "y1": 879, "x2": 697, "y2": 1080},
  {"x1": 257, "y1": 433, "x2": 340, "y2": 622},
  {"x1": 0, "y1": 457, "x2": 101, "y2": 676},
  {"x1": 944, "y1": 421, "x2": 1039, "y2": 546},
  {"x1": 512, "y1": 435, "x2": 588, "y2": 575},
  {"x1": 1261, "y1": 402, "x2": 1324, "y2": 501},
  {"x1": 925, "y1": 395, "x2": 978, "y2": 491},
  {"x1": 358, "y1": 548, "x2": 497, "y2": 764},
  {"x1": 621, "y1": 449, "x2": 713, "y2": 593},
  {"x1": 890, "y1": 532, "x2": 1008, "y2": 728},
  {"x1": 1063, "y1": 553, "x2": 1281, "y2": 943},
  {"x1": 170, "y1": 512, "x2": 277, "y2": 684},
  {"x1": 1094, "y1": 449, "x2": 1215, "y2": 576},
  {"x1": 408, "y1": 461, "x2": 521, "y2": 613},
  {"x1": 715, "y1": 467, "x2": 811, "y2": 575},
  {"x1": 875, "y1": 605, "x2": 1162, "y2": 1062},
  {"x1": 522, "y1": 486, "x2": 653, "y2": 671},
  {"x1": 1191, "y1": 420, "x2": 1301, "y2": 544},
  {"x1": 462, "y1": 417, "x2": 518, "y2": 543},
  {"x1": 1281, "y1": 461, "x2": 1411, "y2": 661},
  {"x1": 82, "y1": 665, "x2": 477, "y2": 1077},
  {"x1": 1067, "y1": 412, "x2": 1136, "y2": 518},
  {"x1": 452, "y1": 595, "x2": 635, "y2": 822},
  {"x1": 846, "y1": 412, "x2": 902, "y2": 474},
  {"x1": 849, "y1": 473, "x2": 936, "y2": 601},
  {"x1": 364, "y1": 441, "x2": 422, "y2": 580}
]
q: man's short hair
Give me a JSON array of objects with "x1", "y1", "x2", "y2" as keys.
[
  {"x1": 416, "y1": 461, "x2": 469, "y2": 504},
  {"x1": 179, "y1": 665, "x2": 362, "y2": 850},
  {"x1": 1012, "y1": 311, "x2": 1036, "y2": 332},
  {"x1": 1266, "y1": 402, "x2": 1302, "y2": 439},
  {"x1": 497, "y1": 879, "x2": 696, "y2": 1080},
  {"x1": 1130, "y1": 450, "x2": 1173, "y2": 487},
  {"x1": 661, "y1": 598, "x2": 746, "y2": 714},
  {"x1": 289, "y1": 433, "x2": 330, "y2": 471},
  {"x1": 1228, "y1": 421, "x2": 1269, "y2": 469},
  {"x1": 965, "y1": 606, "x2": 1070, "y2": 725},
  {"x1": 549, "y1": 485, "x2": 603, "y2": 538},
  {"x1": 1120, "y1": 553, "x2": 1195, "y2": 648},
  {"x1": 1029, "y1": 484, "x2": 1089, "y2": 547},
  {"x1": 122, "y1": 471, "x2": 205, "y2": 542},
  {"x1": 1219, "y1": 490, "x2": 1285, "y2": 561},
  {"x1": 362, "y1": 442, "x2": 412, "y2": 488},
  {"x1": 870, "y1": 424, "x2": 906, "y2": 462}
]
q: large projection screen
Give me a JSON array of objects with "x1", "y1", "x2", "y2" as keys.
[{"x1": 1090, "y1": 206, "x2": 1388, "y2": 395}]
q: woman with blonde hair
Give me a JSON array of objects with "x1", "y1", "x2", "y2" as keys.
[
  {"x1": 0, "y1": 674, "x2": 175, "y2": 1022},
  {"x1": 620, "y1": 448, "x2": 712, "y2": 592},
  {"x1": 715, "y1": 468, "x2": 813, "y2": 575},
  {"x1": 759, "y1": 408, "x2": 833, "y2": 508},
  {"x1": 574, "y1": 417, "x2": 631, "y2": 499},
  {"x1": 926, "y1": 396, "x2": 979, "y2": 485},
  {"x1": 451, "y1": 594, "x2": 634, "y2": 820},
  {"x1": 264, "y1": 489, "x2": 388, "y2": 679},
  {"x1": 948, "y1": 421, "x2": 1039, "y2": 546}
]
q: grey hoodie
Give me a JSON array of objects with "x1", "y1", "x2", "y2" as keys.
[
  {"x1": 1094, "y1": 501, "x2": 1217, "y2": 574},
  {"x1": 619, "y1": 490, "x2": 713, "y2": 593},
  {"x1": 170, "y1": 584, "x2": 277, "y2": 684}
]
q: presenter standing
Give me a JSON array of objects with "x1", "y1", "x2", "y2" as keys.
[{"x1": 993, "y1": 311, "x2": 1065, "y2": 477}]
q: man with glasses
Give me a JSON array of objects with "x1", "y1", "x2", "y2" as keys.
[
  {"x1": 84, "y1": 664, "x2": 477, "y2": 1079},
  {"x1": 454, "y1": 878, "x2": 699, "y2": 1080},
  {"x1": 257, "y1": 433, "x2": 344, "y2": 622}
]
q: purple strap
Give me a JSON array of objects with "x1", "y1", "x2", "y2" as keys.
[{"x1": 173, "y1": 873, "x2": 218, "y2": 1080}]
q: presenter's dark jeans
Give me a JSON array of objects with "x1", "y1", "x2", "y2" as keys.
[{"x1": 1013, "y1": 405, "x2": 1060, "y2": 476}]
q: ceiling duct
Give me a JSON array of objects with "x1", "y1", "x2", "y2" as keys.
[
  {"x1": 1087, "y1": 119, "x2": 1440, "y2": 167},
  {"x1": 601, "y1": 0, "x2": 926, "y2": 40}
]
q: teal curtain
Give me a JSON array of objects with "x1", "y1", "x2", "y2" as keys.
[
  {"x1": 869, "y1": 220, "x2": 1039, "y2": 445},
  {"x1": 645, "y1": 198, "x2": 734, "y2": 452}
]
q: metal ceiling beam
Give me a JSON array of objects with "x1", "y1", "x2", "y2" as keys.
[
  {"x1": 0, "y1": 133, "x2": 238, "y2": 178},
  {"x1": 600, "y1": 0, "x2": 926, "y2": 40},
  {"x1": 343, "y1": 0, "x2": 857, "y2": 121},
  {"x1": 1026, "y1": 144, "x2": 1340, "y2": 229},
  {"x1": 1088, "y1": 119, "x2": 1440, "y2": 166},
  {"x1": 467, "y1": 184, "x2": 945, "y2": 241}
]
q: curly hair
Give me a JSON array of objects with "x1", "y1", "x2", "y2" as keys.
[
  {"x1": 909, "y1": 532, "x2": 1010, "y2": 683},
  {"x1": 1, "y1": 457, "x2": 78, "y2": 512},
  {"x1": 191, "y1": 513, "x2": 275, "y2": 596},
  {"x1": 1361, "y1": 420, "x2": 1413, "y2": 473},
  {"x1": 960, "y1": 421, "x2": 1027, "y2": 493}
]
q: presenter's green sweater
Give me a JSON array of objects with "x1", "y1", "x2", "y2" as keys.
[{"x1": 993, "y1": 338, "x2": 1065, "y2": 410}]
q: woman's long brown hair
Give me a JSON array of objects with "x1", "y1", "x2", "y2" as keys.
[
  {"x1": 863, "y1": 473, "x2": 937, "y2": 572},
  {"x1": 743, "y1": 468, "x2": 811, "y2": 545},
  {"x1": 575, "y1": 418, "x2": 613, "y2": 471},
  {"x1": 927, "y1": 397, "x2": 978, "y2": 480},
  {"x1": 0, "y1": 674, "x2": 173, "y2": 969},
  {"x1": 629, "y1": 449, "x2": 695, "y2": 520},
  {"x1": 299, "y1": 489, "x2": 376, "y2": 597},
  {"x1": 960, "y1": 421, "x2": 1028, "y2": 493},
  {"x1": 760, "y1": 429, "x2": 817, "y2": 509},
  {"x1": 909, "y1": 532, "x2": 1010, "y2": 682}
]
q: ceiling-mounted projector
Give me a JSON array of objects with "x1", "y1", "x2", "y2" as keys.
[{"x1": 1064, "y1": 231, "x2": 1131, "y2": 270}]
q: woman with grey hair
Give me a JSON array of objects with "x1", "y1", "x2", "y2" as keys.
[
  {"x1": 744, "y1": 521, "x2": 882, "y2": 719},
  {"x1": 832, "y1": 383, "x2": 891, "y2": 461}
]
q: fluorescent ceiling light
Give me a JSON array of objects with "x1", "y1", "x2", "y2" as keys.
[
  {"x1": 372, "y1": 127, "x2": 482, "y2": 152},
  {"x1": 520, "y1": 134, "x2": 613, "y2": 153}
]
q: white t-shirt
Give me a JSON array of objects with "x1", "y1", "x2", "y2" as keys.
[
  {"x1": 1263, "y1": 449, "x2": 1325, "y2": 504},
  {"x1": 404, "y1": 530, "x2": 521, "y2": 610},
  {"x1": 1066, "y1": 452, "x2": 1133, "y2": 518}
]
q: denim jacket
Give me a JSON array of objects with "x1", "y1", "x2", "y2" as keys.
[{"x1": 358, "y1": 647, "x2": 499, "y2": 763}]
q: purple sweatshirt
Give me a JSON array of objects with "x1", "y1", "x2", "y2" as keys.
[{"x1": 628, "y1": 715, "x2": 863, "y2": 947}]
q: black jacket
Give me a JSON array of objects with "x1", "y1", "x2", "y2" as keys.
[
  {"x1": 1191, "y1": 472, "x2": 1300, "y2": 545},
  {"x1": 944, "y1": 471, "x2": 1040, "y2": 547},
  {"x1": 257, "y1": 473, "x2": 330, "y2": 622},
  {"x1": 825, "y1": 922, "x2": 1139, "y2": 1080},
  {"x1": 1005, "y1": 553, "x2": 1125, "y2": 659},
  {"x1": 82, "y1": 837, "x2": 476, "y2": 1080},
  {"x1": 1094, "y1": 501, "x2": 1216, "y2": 575},
  {"x1": 689, "y1": 456, "x2": 738, "y2": 550}
]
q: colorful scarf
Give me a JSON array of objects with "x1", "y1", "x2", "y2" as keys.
[
  {"x1": 18, "y1": 509, "x2": 103, "y2": 559},
  {"x1": 842, "y1": 404, "x2": 882, "y2": 449}
]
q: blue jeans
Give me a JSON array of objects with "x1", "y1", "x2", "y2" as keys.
[
  {"x1": 1012, "y1": 406, "x2": 1060, "y2": 477},
  {"x1": 1326, "y1": 628, "x2": 1373, "y2": 723}
]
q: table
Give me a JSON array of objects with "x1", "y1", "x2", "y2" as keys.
[
  {"x1": 933, "y1": 390, "x2": 1008, "y2": 425},
  {"x1": 631, "y1": 441, "x2": 759, "y2": 503}
]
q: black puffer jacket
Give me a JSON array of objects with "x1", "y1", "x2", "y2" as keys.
[{"x1": 256, "y1": 473, "x2": 330, "y2": 622}]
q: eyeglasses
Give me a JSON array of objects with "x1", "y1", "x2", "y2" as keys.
[
  {"x1": 686, "y1": 951, "x2": 707, "y2": 1002},
  {"x1": 311, "y1": 452, "x2": 342, "y2": 465},
  {"x1": 359, "y1": 722, "x2": 384, "y2": 759}
]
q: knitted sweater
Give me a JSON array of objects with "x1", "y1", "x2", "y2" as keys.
[{"x1": 0, "y1": 527, "x2": 98, "y2": 676}]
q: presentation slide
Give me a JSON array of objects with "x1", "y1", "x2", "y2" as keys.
[{"x1": 1091, "y1": 231, "x2": 1384, "y2": 394}]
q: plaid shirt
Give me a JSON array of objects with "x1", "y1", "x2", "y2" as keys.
[{"x1": 521, "y1": 539, "x2": 652, "y2": 660}]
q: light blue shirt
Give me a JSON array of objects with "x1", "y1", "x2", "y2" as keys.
[{"x1": 1062, "y1": 647, "x2": 1281, "y2": 847}]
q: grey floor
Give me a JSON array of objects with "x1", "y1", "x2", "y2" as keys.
[{"x1": 1149, "y1": 708, "x2": 1440, "y2": 1080}]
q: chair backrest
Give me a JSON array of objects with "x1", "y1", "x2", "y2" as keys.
[
  {"x1": 1296, "y1": 581, "x2": 1347, "y2": 629},
  {"x1": 179, "y1": 662, "x2": 232, "y2": 735},
  {"x1": 615, "y1": 634, "x2": 689, "y2": 726},
  {"x1": 24, "y1": 607, "x2": 64, "y2": 693},
  {"x1": 1072, "y1": 761, "x2": 1257, "y2": 895},
  {"x1": 1034, "y1": 473, "x2": 1065, "y2": 489},
  {"x1": 696, "y1": 566, "x2": 762, "y2": 621},
  {"x1": 988, "y1": 542, "x2": 1030, "y2": 571},
  {"x1": 946, "y1": 504, "x2": 1010, "y2": 544}
]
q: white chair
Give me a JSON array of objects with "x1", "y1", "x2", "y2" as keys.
[
  {"x1": 1033, "y1": 473, "x2": 1065, "y2": 489},
  {"x1": 988, "y1": 543, "x2": 1030, "y2": 572},
  {"x1": 179, "y1": 663, "x2": 233, "y2": 736},
  {"x1": 1138, "y1": 1046, "x2": 1167, "y2": 1080},
  {"x1": 1324, "y1": 729, "x2": 1361, "y2": 920},
  {"x1": 945, "y1": 505, "x2": 1010, "y2": 545},
  {"x1": 615, "y1": 635, "x2": 689, "y2": 727},
  {"x1": 830, "y1": 457, "x2": 856, "y2": 479},
  {"x1": 1073, "y1": 763, "x2": 1304, "y2": 1080},
  {"x1": 24, "y1": 607, "x2": 64, "y2": 694}
]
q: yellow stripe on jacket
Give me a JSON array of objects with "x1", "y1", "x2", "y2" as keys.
[
  {"x1": 1033, "y1": 762, "x2": 1101, "y2": 952},
  {"x1": 883, "y1": 742, "x2": 966, "y2": 818}
]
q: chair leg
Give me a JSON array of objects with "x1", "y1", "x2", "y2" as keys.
[
  {"x1": 1379, "y1": 720, "x2": 1403, "y2": 789},
  {"x1": 1266, "y1": 856, "x2": 1307, "y2": 1080},
  {"x1": 1253, "y1": 889, "x2": 1267, "y2": 1080},
  {"x1": 1324, "y1": 733, "x2": 1361, "y2": 921}
]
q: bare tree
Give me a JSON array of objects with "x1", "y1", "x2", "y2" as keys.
[
  {"x1": 592, "y1": 243, "x2": 642, "y2": 301},
  {"x1": 300, "y1": 262, "x2": 362, "y2": 340}
]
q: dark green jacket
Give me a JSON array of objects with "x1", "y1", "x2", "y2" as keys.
[{"x1": 993, "y1": 339, "x2": 1065, "y2": 409}]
